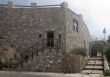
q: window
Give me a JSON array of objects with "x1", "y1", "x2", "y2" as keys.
[
  {"x1": 59, "y1": 35, "x2": 61, "y2": 39},
  {"x1": 39, "y1": 34, "x2": 42, "y2": 38},
  {"x1": 73, "y1": 19, "x2": 78, "y2": 32}
]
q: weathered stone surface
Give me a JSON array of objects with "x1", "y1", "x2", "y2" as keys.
[
  {"x1": 0, "y1": 2, "x2": 91, "y2": 72},
  {"x1": 0, "y1": 6, "x2": 66, "y2": 50},
  {"x1": 82, "y1": 57, "x2": 103, "y2": 75},
  {"x1": 66, "y1": 9, "x2": 91, "y2": 54},
  {"x1": 0, "y1": 2, "x2": 91, "y2": 54},
  {"x1": 14, "y1": 49, "x2": 61, "y2": 71}
]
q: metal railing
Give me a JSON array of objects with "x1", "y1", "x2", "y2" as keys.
[
  {"x1": 19, "y1": 38, "x2": 62, "y2": 68},
  {"x1": 0, "y1": 4, "x2": 60, "y2": 8}
]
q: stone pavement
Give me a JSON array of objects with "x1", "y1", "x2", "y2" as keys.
[
  {"x1": 0, "y1": 57, "x2": 104, "y2": 77},
  {"x1": 0, "y1": 71, "x2": 104, "y2": 77}
]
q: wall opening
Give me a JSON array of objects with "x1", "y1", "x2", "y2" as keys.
[
  {"x1": 39, "y1": 34, "x2": 42, "y2": 38},
  {"x1": 47, "y1": 31, "x2": 54, "y2": 47},
  {"x1": 91, "y1": 44, "x2": 103, "y2": 57}
]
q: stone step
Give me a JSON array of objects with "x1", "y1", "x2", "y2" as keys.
[
  {"x1": 87, "y1": 60, "x2": 103, "y2": 65},
  {"x1": 84, "y1": 65, "x2": 103, "y2": 70},
  {"x1": 93, "y1": 66, "x2": 103, "y2": 70},
  {"x1": 82, "y1": 70, "x2": 103, "y2": 74},
  {"x1": 90, "y1": 57, "x2": 103, "y2": 60},
  {"x1": 82, "y1": 57, "x2": 104, "y2": 75},
  {"x1": 92, "y1": 70, "x2": 103, "y2": 74},
  {"x1": 82, "y1": 70, "x2": 93, "y2": 74},
  {"x1": 86, "y1": 64, "x2": 103, "y2": 66}
]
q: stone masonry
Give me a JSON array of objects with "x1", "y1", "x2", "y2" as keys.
[{"x1": 0, "y1": 1, "x2": 91, "y2": 55}]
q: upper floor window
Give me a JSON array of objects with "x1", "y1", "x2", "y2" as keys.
[{"x1": 73, "y1": 19, "x2": 78, "y2": 32}]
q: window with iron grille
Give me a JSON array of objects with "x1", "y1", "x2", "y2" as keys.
[{"x1": 73, "y1": 19, "x2": 78, "y2": 32}]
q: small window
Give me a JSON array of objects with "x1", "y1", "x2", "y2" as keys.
[
  {"x1": 39, "y1": 34, "x2": 42, "y2": 38},
  {"x1": 59, "y1": 35, "x2": 61, "y2": 39},
  {"x1": 73, "y1": 19, "x2": 78, "y2": 32}
]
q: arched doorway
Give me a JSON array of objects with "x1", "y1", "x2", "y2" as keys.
[{"x1": 91, "y1": 44, "x2": 103, "y2": 57}]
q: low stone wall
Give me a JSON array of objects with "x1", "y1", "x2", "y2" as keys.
[
  {"x1": 64, "y1": 55, "x2": 87, "y2": 73},
  {"x1": 103, "y1": 55, "x2": 110, "y2": 75},
  {"x1": 3, "y1": 49, "x2": 87, "y2": 73},
  {"x1": 32, "y1": 53, "x2": 88, "y2": 73},
  {"x1": 15, "y1": 50, "x2": 65, "y2": 72}
]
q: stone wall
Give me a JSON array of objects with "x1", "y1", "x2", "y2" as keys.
[
  {"x1": 18, "y1": 49, "x2": 65, "y2": 72},
  {"x1": 0, "y1": 39, "x2": 20, "y2": 65},
  {"x1": 0, "y1": 2, "x2": 91, "y2": 72},
  {"x1": 66, "y1": 9, "x2": 92, "y2": 55},
  {"x1": 0, "y1": 2, "x2": 66, "y2": 50},
  {"x1": 64, "y1": 55, "x2": 87, "y2": 73},
  {"x1": 0, "y1": 2, "x2": 91, "y2": 53},
  {"x1": 13, "y1": 49, "x2": 87, "y2": 73}
]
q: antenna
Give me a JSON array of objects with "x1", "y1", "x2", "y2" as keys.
[{"x1": 103, "y1": 27, "x2": 106, "y2": 42}]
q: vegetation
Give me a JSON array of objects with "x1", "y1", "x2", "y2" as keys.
[
  {"x1": 107, "y1": 36, "x2": 110, "y2": 44},
  {"x1": 104, "y1": 46, "x2": 110, "y2": 62},
  {"x1": 104, "y1": 46, "x2": 110, "y2": 76},
  {"x1": 66, "y1": 48, "x2": 87, "y2": 57},
  {"x1": 104, "y1": 70, "x2": 110, "y2": 76}
]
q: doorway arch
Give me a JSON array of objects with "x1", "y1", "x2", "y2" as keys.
[
  {"x1": 90, "y1": 41, "x2": 104, "y2": 57},
  {"x1": 91, "y1": 44, "x2": 103, "y2": 57}
]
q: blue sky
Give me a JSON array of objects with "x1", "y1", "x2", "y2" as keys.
[{"x1": 0, "y1": 0, "x2": 110, "y2": 40}]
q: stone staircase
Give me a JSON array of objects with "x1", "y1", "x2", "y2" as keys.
[{"x1": 82, "y1": 57, "x2": 103, "y2": 75}]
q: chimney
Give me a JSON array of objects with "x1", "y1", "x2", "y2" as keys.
[
  {"x1": 60, "y1": 2, "x2": 68, "y2": 9},
  {"x1": 8, "y1": 1, "x2": 14, "y2": 8},
  {"x1": 31, "y1": 3, "x2": 37, "y2": 9}
]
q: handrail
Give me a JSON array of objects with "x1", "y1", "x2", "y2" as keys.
[
  {"x1": 103, "y1": 55, "x2": 109, "y2": 72},
  {"x1": 0, "y1": 38, "x2": 61, "y2": 69},
  {"x1": 19, "y1": 38, "x2": 62, "y2": 68},
  {"x1": 21, "y1": 38, "x2": 61, "y2": 56},
  {"x1": 0, "y1": 4, "x2": 60, "y2": 8}
]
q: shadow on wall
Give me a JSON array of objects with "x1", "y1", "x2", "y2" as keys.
[{"x1": 0, "y1": 39, "x2": 20, "y2": 69}]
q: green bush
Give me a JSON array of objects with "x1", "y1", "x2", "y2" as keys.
[
  {"x1": 104, "y1": 46, "x2": 110, "y2": 62},
  {"x1": 104, "y1": 70, "x2": 110, "y2": 76},
  {"x1": 68, "y1": 48, "x2": 87, "y2": 57}
]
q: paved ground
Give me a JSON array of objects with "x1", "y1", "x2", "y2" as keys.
[
  {"x1": 0, "y1": 71, "x2": 104, "y2": 77},
  {"x1": 0, "y1": 57, "x2": 104, "y2": 77}
]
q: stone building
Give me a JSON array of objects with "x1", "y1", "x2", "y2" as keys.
[{"x1": 0, "y1": 1, "x2": 91, "y2": 55}]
